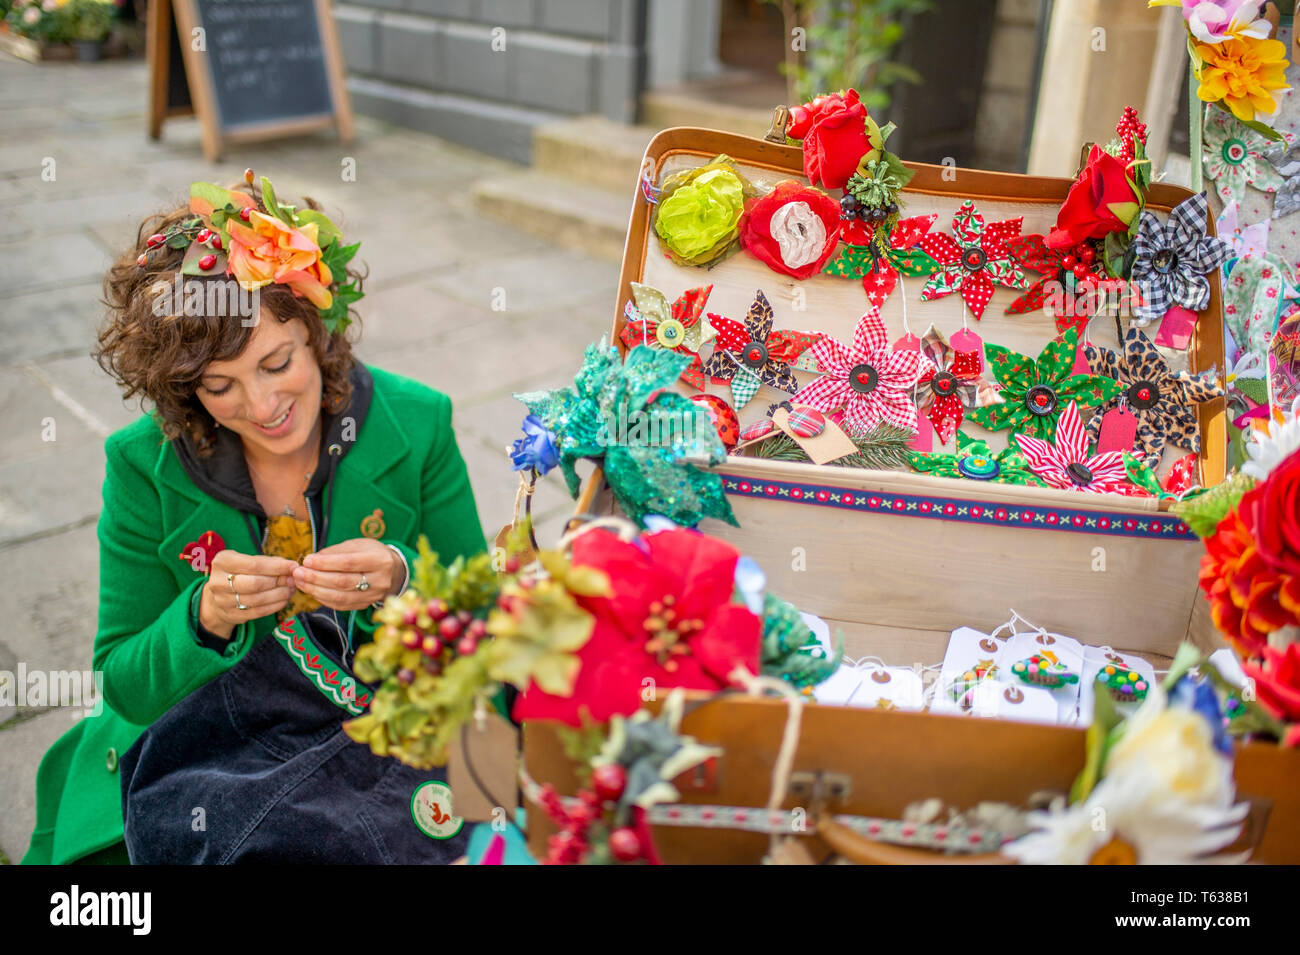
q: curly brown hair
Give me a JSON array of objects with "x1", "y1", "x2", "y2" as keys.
[{"x1": 94, "y1": 182, "x2": 365, "y2": 455}]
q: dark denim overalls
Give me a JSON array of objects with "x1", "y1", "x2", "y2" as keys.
[{"x1": 119, "y1": 611, "x2": 470, "y2": 864}]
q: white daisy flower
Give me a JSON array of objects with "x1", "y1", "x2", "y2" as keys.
[{"x1": 1242, "y1": 396, "x2": 1300, "y2": 481}]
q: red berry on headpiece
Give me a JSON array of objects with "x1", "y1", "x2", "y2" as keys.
[
  {"x1": 137, "y1": 253, "x2": 148, "y2": 267},
  {"x1": 244, "y1": 168, "x2": 255, "y2": 184},
  {"x1": 198, "y1": 253, "x2": 216, "y2": 271},
  {"x1": 239, "y1": 207, "x2": 252, "y2": 222},
  {"x1": 211, "y1": 235, "x2": 222, "y2": 250},
  {"x1": 196, "y1": 228, "x2": 211, "y2": 243},
  {"x1": 147, "y1": 233, "x2": 165, "y2": 248}
]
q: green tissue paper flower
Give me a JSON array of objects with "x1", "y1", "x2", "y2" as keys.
[{"x1": 653, "y1": 155, "x2": 754, "y2": 267}]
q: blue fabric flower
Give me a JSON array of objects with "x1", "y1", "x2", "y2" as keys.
[
  {"x1": 510, "y1": 415, "x2": 559, "y2": 475},
  {"x1": 1170, "y1": 673, "x2": 1233, "y2": 756}
]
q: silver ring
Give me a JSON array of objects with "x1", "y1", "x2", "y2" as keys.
[
  {"x1": 227, "y1": 573, "x2": 236, "y2": 593},
  {"x1": 356, "y1": 573, "x2": 370, "y2": 592},
  {"x1": 235, "y1": 592, "x2": 249, "y2": 611}
]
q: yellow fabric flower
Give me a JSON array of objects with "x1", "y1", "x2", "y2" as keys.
[{"x1": 1194, "y1": 36, "x2": 1291, "y2": 123}]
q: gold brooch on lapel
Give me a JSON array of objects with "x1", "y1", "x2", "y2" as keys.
[
  {"x1": 360, "y1": 509, "x2": 386, "y2": 539},
  {"x1": 178, "y1": 530, "x2": 225, "y2": 574}
]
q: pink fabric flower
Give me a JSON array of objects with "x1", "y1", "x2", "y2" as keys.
[
  {"x1": 791, "y1": 308, "x2": 922, "y2": 434},
  {"x1": 1013, "y1": 401, "x2": 1131, "y2": 494}
]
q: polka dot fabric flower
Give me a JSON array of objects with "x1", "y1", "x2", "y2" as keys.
[
  {"x1": 619, "y1": 282, "x2": 715, "y2": 390},
  {"x1": 919, "y1": 201, "x2": 1031, "y2": 320},
  {"x1": 790, "y1": 307, "x2": 922, "y2": 435},
  {"x1": 1084, "y1": 326, "x2": 1227, "y2": 470},
  {"x1": 1013, "y1": 402, "x2": 1135, "y2": 495}
]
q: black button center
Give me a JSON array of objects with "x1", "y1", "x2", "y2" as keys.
[
  {"x1": 849, "y1": 363, "x2": 879, "y2": 394},
  {"x1": 1127, "y1": 379, "x2": 1160, "y2": 410},
  {"x1": 962, "y1": 246, "x2": 987, "y2": 271},
  {"x1": 741, "y1": 340, "x2": 769, "y2": 369},
  {"x1": 1024, "y1": 384, "x2": 1058, "y2": 417},
  {"x1": 1066, "y1": 462, "x2": 1094, "y2": 486},
  {"x1": 930, "y1": 371, "x2": 957, "y2": 397},
  {"x1": 1152, "y1": 249, "x2": 1178, "y2": 275}
]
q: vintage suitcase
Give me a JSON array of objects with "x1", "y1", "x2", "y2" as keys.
[{"x1": 516, "y1": 123, "x2": 1300, "y2": 864}]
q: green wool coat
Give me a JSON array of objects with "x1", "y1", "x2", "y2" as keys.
[{"x1": 22, "y1": 366, "x2": 486, "y2": 865}]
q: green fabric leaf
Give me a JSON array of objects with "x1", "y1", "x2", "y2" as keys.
[
  {"x1": 295, "y1": 208, "x2": 343, "y2": 247},
  {"x1": 823, "y1": 245, "x2": 877, "y2": 279}
]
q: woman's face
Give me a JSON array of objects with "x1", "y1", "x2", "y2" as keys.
[{"x1": 196, "y1": 313, "x2": 322, "y2": 460}]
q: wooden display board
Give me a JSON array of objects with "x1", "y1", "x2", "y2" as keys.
[{"x1": 147, "y1": 0, "x2": 353, "y2": 161}]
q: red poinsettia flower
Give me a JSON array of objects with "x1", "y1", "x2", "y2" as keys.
[
  {"x1": 1013, "y1": 401, "x2": 1138, "y2": 495},
  {"x1": 1046, "y1": 145, "x2": 1140, "y2": 249},
  {"x1": 739, "y1": 180, "x2": 842, "y2": 279},
  {"x1": 786, "y1": 89, "x2": 872, "y2": 191},
  {"x1": 513, "y1": 529, "x2": 761, "y2": 727}
]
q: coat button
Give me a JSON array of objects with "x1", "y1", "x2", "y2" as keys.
[
  {"x1": 848, "y1": 363, "x2": 879, "y2": 394},
  {"x1": 106, "y1": 748, "x2": 118, "y2": 773}
]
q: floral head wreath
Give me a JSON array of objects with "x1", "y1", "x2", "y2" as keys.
[{"x1": 137, "y1": 169, "x2": 362, "y2": 334}]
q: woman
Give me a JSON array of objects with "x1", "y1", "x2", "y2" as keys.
[{"x1": 22, "y1": 173, "x2": 485, "y2": 864}]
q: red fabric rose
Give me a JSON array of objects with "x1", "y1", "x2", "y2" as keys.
[
  {"x1": 1243, "y1": 642, "x2": 1300, "y2": 726},
  {"x1": 1046, "y1": 145, "x2": 1139, "y2": 249},
  {"x1": 513, "y1": 528, "x2": 761, "y2": 727},
  {"x1": 1253, "y1": 448, "x2": 1300, "y2": 579},
  {"x1": 739, "y1": 180, "x2": 841, "y2": 279},
  {"x1": 788, "y1": 90, "x2": 871, "y2": 191}
]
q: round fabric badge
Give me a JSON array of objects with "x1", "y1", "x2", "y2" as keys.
[
  {"x1": 411, "y1": 781, "x2": 464, "y2": 840},
  {"x1": 1222, "y1": 139, "x2": 1247, "y2": 166}
]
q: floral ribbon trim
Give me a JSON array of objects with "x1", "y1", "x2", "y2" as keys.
[
  {"x1": 715, "y1": 473, "x2": 1197, "y2": 541},
  {"x1": 273, "y1": 618, "x2": 371, "y2": 716},
  {"x1": 518, "y1": 766, "x2": 1002, "y2": 853}
]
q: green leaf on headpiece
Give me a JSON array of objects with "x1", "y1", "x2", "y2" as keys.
[
  {"x1": 260, "y1": 176, "x2": 288, "y2": 224},
  {"x1": 165, "y1": 233, "x2": 191, "y2": 249},
  {"x1": 190, "y1": 181, "x2": 235, "y2": 218},
  {"x1": 320, "y1": 238, "x2": 361, "y2": 277},
  {"x1": 320, "y1": 297, "x2": 351, "y2": 335},
  {"x1": 295, "y1": 209, "x2": 343, "y2": 247}
]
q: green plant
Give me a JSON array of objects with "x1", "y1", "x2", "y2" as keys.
[
  {"x1": 65, "y1": 0, "x2": 114, "y2": 43},
  {"x1": 766, "y1": 0, "x2": 930, "y2": 111}
]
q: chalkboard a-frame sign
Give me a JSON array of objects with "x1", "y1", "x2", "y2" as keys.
[{"x1": 147, "y1": 0, "x2": 354, "y2": 161}]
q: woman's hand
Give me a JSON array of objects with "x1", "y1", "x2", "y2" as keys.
[
  {"x1": 200, "y1": 550, "x2": 300, "y2": 640},
  {"x1": 292, "y1": 538, "x2": 405, "y2": 612}
]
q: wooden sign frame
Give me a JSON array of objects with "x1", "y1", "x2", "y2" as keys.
[{"x1": 147, "y1": 0, "x2": 354, "y2": 161}]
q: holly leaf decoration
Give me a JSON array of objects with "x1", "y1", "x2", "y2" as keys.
[{"x1": 823, "y1": 244, "x2": 880, "y2": 278}]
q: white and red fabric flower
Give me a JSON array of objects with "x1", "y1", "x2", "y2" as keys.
[
  {"x1": 1013, "y1": 401, "x2": 1132, "y2": 494},
  {"x1": 919, "y1": 201, "x2": 1030, "y2": 320},
  {"x1": 739, "y1": 180, "x2": 842, "y2": 279},
  {"x1": 790, "y1": 308, "x2": 922, "y2": 435}
]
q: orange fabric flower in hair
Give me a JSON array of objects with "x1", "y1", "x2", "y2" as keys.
[{"x1": 226, "y1": 211, "x2": 334, "y2": 309}]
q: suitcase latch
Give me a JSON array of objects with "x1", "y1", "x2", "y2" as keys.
[{"x1": 789, "y1": 771, "x2": 852, "y2": 811}]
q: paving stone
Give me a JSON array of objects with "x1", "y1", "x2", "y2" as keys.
[
  {"x1": 0, "y1": 706, "x2": 84, "y2": 864},
  {"x1": 423, "y1": 247, "x2": 616, "y2": 312},
  {"x1": 0, "y1": 439, "x2": 105, "y2": 547},
  {"x1": 0, "y1": 366, "x2": 102, "y2": 467},
  {"x1": 0, "y1": 231, "x2": 108, "y2": 297},
  {"x1": 28, "y1": 354, "x2": 144, "y2": 437}
]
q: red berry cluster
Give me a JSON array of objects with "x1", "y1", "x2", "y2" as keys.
[
  {"x1": 395, "y1": 597, "x2": 487, "y2": 677},
  {"x1": 1061, "y1": 242, "x2": 1105, "y2": 287},
  {"x1": 539, "y1": 763, "x2": 645, "y2": 865},
  {"x1": 1116, "y1": 106, "x2": 1148, "y2": 166}
]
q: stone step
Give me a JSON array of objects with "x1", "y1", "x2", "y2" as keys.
[
  {"x1": 641, "y1": 85, "x2": 779, "y2": 141},
  {"x1": 532, "y1": 115, "x2": 658, "y2": 196},
  {"x1": 471, "y1": 169, "x2": 632, "y2": 263}
]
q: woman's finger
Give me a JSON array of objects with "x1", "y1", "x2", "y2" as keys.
[
  {"x1": 212, "y1": 551, "x2": 300, "y2": 578},
  {"x1": 223, "y1": 572, "x2": 294, "y2": 595},
  {"x1": 293, "y1": 565, "x2": 384, "y2": 593},
  {"x1": 302, "y1": 550, "x2": 373, "y2": 573},
  {"x1": 219, "y1": 585, "x2": 294, "y2": 617},
  {"x1": 293, "y1": 580, "x2": 368, "y2": 611}
]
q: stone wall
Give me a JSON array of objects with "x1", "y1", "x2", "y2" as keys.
[{"x1": 334, "y1": 0, "x2": 644, "y2": 162}]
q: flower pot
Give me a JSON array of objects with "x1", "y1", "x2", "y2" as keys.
[{"x1": 73, "y1": 39, "x2": 102, "y2": 62}]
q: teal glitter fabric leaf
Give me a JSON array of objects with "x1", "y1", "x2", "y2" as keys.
[
  {"x1": 515, "y1": 341, "x2": 737, "y2": 528},
  {"x1": 760, "y1": 592, "x2": 840, "y2": 689}
]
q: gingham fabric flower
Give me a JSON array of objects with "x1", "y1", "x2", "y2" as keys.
[
  {"x1": 1084, "y1": 326, "x2": 1227, "y2": 469},
  {"x1": 918, "y1": 200, "x2": 1031, "y2": 320},
  {"x1": 823, "y1": 214, "x2": 941, "y2": 308},
  {"x1": 1203, "y1": 108, "x2": 1294, "y2": 205},
  {"x1": 790, "y1": 307, "x2": 922, "y2": 435},
  {"x1": 1014, "y1": 402, "x2": 1132, "y2": 495},
  {"x1": 701, "y1": 290, "x2": 819, "y2": 393},
  {"x1": 1128, "y1": 193, "x2": 1232, "y2": 326},
  {"x1": 910, "y1": 325, "x2": 1003, "y2": 444},
  {"x1": 964, "y1": 325, "x2": 1125, "y2": 441},
  {"x1": 619, "y1": 282, "x2": 715, "y2": 389}
]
